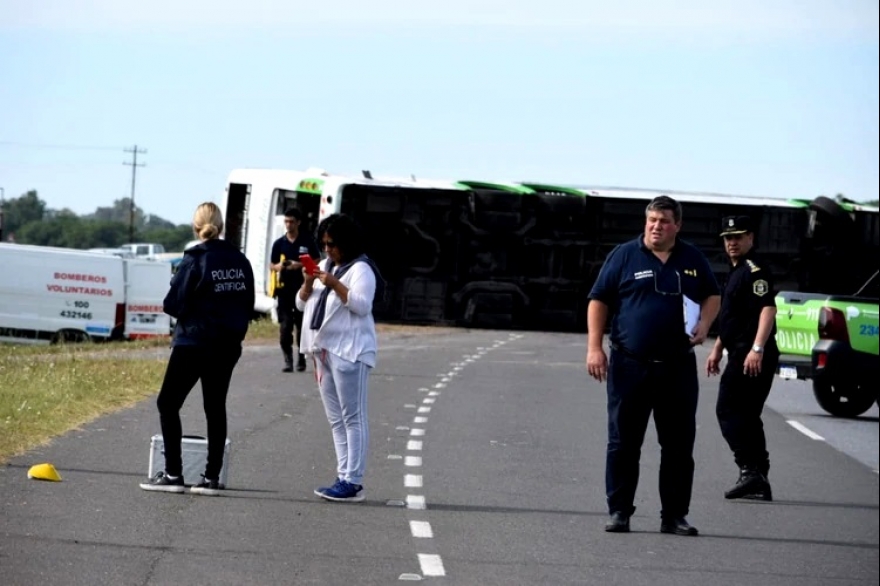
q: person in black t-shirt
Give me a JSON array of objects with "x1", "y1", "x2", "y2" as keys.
[
  {"x1": 706, "y1": 215, "x2": 778, "y2": 501},
  {"x1": 270, "y1": 207, "x2": 320, "y2": 372}
]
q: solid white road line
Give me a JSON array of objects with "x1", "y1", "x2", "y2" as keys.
[{"x1": 787, "y1": 420, "x2": 825, "y2": 441}]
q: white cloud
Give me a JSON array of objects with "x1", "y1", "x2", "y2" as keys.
[{"x1": 1, "y1": 0, "x2": 877, "y2": 37}]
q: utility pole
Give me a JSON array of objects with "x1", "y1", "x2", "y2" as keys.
[
  {"x1": 0, "y1": 187, "x2": 5, "y2": 242},
  {"x1": 123, "y1": 145, "x2": 147, "y2": 244}
]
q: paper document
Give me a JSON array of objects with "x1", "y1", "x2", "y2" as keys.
[{"x1": 683, "y1": 295, "x2": 700, "y2": 336}]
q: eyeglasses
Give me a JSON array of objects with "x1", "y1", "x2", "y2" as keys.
[
  {"x1": 322, "y1": 240, "x2": 337, "y2": 249},
  {"x1": 654, "y1": 270, "x2": 682, "y2": 296}
]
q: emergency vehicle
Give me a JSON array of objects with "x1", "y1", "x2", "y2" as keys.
[{"x1": 0, "y1": 243, "x2": 172, "y2": 344}]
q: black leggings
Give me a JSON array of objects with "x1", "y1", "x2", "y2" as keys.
[{"x1": 156, "y1": 344, "x2": 242, "y2": 480}]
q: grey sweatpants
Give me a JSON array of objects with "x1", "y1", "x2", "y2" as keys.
[{"x1": 314, "y1": 350, "x2": 371, "y2": 485}]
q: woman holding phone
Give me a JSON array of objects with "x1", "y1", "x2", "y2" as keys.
[{"x1": 296, "y1": 214, "x2": 383, "y2": 502}]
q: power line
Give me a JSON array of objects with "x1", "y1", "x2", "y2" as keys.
[
  {"x1": 0, "y1": 140, "x2": 123, "y2": 152},
  {"x1": 123, "y1": 145, "x2": 147, "y2": 244}
]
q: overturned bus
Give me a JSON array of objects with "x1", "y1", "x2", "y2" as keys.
[{"x1": 219, "y1": 167, "x2": 879, "y2": 333}]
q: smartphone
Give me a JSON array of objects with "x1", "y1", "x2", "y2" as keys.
[{"x1": 299, "y1": 254, "x2": 319, "y2": 276}]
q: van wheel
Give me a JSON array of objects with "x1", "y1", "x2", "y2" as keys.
[
  {"x1": 51, "y1": 330, "x2": 91, "y2": 345},
  {"x1": 812, "y1": 380, "x2": 875, "y2": 418}
]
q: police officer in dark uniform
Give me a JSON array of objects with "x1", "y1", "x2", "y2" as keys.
[
  {"x1": 140, "y1": 202, "x2": 255, "y2": 495},
  {"x1": 271, "y1": 207, "x2": 320, "y2": 372},
  {"x1": 587, "y1": 196, "x2": 721, "y2": 536},
  {"x1": 707, "y1": 215, "x2": 778, "y2": 501}
]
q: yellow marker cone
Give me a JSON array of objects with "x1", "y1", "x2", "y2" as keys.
[{"x1": 27, "y1": 463, "x2": 62, "y2": 482}]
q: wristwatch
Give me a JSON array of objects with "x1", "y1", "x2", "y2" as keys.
[{"x1": 751, "y1": 345, "x2": 764, "y2": 354}]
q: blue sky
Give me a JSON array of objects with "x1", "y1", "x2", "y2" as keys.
[{"x1": 1, "y1": 0, "x2": 878, "y2": 225}]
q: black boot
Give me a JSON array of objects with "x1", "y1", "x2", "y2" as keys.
[
  {"x1": 282, "y1": 351, "x2": 294, "y2": 373},
  {"x1": 742, "y1": 461, "x2": 773, "y2": 500},
  {"x1": 296, "y1": 354, "x2": 307, "y2": 372},
  {"x1": 725, "y1": 465, "x2": 770, "y2": 500}
]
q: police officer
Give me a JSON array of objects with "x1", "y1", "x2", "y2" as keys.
[
  {"x1": 140, "y1": 202, "x2": 255, "y2": 496},
  {"x1": 270, "y1": 207, "x2": 321, "y2": 372},
  {"x1": 587, "y1": 195, "x2": 721, "y2": 536},
  {"x1": 706, "y1": 215, "x2": 778, "y2": 501}
]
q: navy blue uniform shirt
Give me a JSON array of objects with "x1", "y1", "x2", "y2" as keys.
[
  {"x1": 589, "y1": 235, "x2": 720, "y2": 359},
  {"x1": 270, "y1": 232, "x2": 321, "y2": 299},
  {"x1": 717, "y1": 251, "x2": 777, "y2": 351},
  {"x1": 164, "y1": 239, "x2": 256, "y2": 347}
]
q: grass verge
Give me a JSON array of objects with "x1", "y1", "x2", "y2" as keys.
[
  {"x1": 0, "y1": 317, "x2": 457, "y2": 464},
  {"x1": 0, "y1": 353, "x2": 167, "y2": 464}
]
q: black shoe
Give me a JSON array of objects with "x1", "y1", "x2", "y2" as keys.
[
  {"x1": 282, "y1": 351, "x2": 294, "y2": 373},
  {"x1": 604, "y1": 512, "x2": 630, "y2": 533},
  {"x1": 742, "y1": 482, "x2": 773, "y2": 501},
  {"x1": 190, "y1": 475, "x2": 222, "y2": 496},
  {"x1": 139, "y1": 471, "x2": 185, "y2": 493},
  {"x1": 660, "y1": 517, "x2": 699, "y2": 536},
  {"x1": 282, "y1": 365, "x2": 293, "y2": 373},
  {"x1": 725, "y1": 466, "x2": 770, "y2": 500},
  {"x1": 296, "y1": 356, "x2": 307, "y2": 372}
]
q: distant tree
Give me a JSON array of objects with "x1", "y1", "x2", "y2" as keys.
[
  {"x1": 16, "y1": 215, "x2": 126, "y2": 248},
  {"x1": 141, "y1": 225, "x2": 195, "y2": 252},
  {"x1": 2, "y1": 190, "x2": 47, "y2": 234},
  {"x1": 89, "y1": 197, "x2": 176, "y2": 231}
]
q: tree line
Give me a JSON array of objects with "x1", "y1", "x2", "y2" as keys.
[{"x1": 0, "y1": 190, "x2": 193, "y2": 251}]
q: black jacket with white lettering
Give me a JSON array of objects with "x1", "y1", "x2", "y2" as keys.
[{"x1": 164, "y1": 238, "x2": 256, "y2": 347}]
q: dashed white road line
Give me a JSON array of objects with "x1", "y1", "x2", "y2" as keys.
[
  {"x1": 410, "y1": 520, "x2": 433, "y2": 538},
  {"x1": 418, "y1": 554, "x2": 446, "y2": 577},
  {"x1": 401, "y1": 339, "x2": 522, "y2": 581},
  {"x1": 787, "y1": 419, "x2": 825, "y2": 441}
]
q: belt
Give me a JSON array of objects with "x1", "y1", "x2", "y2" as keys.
[{"x1": 610, "y1": 344, "x2": 693, "y2": 364}]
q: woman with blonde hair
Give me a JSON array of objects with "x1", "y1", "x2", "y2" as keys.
[{"x1": 140, "y1": 202, "x2": 255, "y2": 496}]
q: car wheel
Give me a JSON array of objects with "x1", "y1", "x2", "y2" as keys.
[{"x1": 812, "y1": 380, "x2": 875, "y2": 418}]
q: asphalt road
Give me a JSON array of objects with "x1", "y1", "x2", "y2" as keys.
[{"x1": 1, "y1": 329, "x2": 877, "y2": 586}]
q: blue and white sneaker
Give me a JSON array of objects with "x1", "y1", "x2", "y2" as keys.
[
  {"x1": 139, "y1": 471, "x2": 185, "y2": 493},
  {"x1": 314, "y1": 479, "x2": 364, "y2": 502}
]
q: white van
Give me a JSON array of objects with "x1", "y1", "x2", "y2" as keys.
[{"x1": 0, "y1": 243, "x2": 172, "y2": 344}]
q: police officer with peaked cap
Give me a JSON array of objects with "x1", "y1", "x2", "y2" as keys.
[{"x1": 706, "y1": 215, "x2": 779, "y2": 501}]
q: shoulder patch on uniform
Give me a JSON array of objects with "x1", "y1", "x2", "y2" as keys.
[
  {"x1": 753, "y1": 279, "x2": 768, "y2": 296},
  {"x1": 746, "y1": 259, "x2": 760, "y2": 273}
]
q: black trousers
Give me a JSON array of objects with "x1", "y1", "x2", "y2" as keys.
[
  {"x1": 606, "y1": 349, "x2": 699, "y2": 519},
  {"x1": 156, "y1": 344, "x2": 242, "y2": 481},
  {"x1": 277, "y1": 295, "x2": 304, "y2": 359},
  {"x1": 716, "y1": 347, "x2": 778, "y2": 474}
]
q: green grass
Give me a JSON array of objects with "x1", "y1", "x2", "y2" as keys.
[
  {"x1": 0, "y1": 316, "x2": 451, "y2": 464},
  {"x1": 0, "y1": 316, "x2": 279, "y2": 464},
  {"x1": 0, "y1": 352, "x2": 167, "y2": 463}
]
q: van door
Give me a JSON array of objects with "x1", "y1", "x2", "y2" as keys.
[{"x1": 124, "y1": 259, "x2": 172, "y2": 339}]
